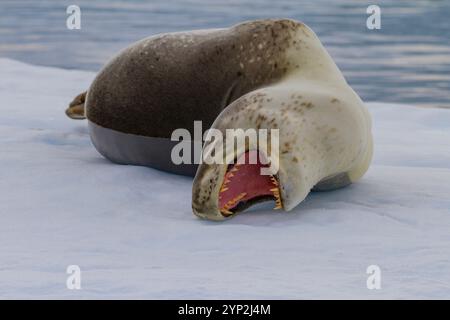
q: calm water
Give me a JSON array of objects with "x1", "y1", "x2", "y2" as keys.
[{"x1": 1, "y1": 0, "x2": 449, "y2": 108}]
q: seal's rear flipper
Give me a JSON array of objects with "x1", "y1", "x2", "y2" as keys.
[{"x1": 66, "y1": 91, "x2": 87, "y2": 119}]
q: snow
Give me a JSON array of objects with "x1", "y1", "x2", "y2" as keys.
[{"x1": 1, "y1": 58, "x2": 449, "y2": 299}]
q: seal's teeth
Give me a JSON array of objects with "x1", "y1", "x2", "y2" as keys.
[
  {"x1": 274, "y1": 198, "x2": 282, "y2": 209},
  {"x1": 270, "y1": 176, "x2": 278, "y2": 186},
  {"x1": 220, "y1": 192, "x2": 247, "y2": 216},
  {"x1": 221, "y1": 208, "x2": 233, "y2": 216},
  {"x1": 271, "y1": 186, "x2": 283, "y2": 210},
  {"x1": 238, "y1": 192, "x2": 247, "y2": 199},
  {"x1": 228, "y1": 192, "x2": 246, "y2": 205},
  {"x1": 219, "y1": 177, "x2": 232, "y2": 194}
]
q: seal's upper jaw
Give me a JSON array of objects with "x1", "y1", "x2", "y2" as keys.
[{"x1": 192, "y1": 150, "x2": 283, "y2": 221}]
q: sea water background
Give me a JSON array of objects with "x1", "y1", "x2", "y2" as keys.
[{"x1": 0, "y1": 0, "x2": 449, "y2": 109}]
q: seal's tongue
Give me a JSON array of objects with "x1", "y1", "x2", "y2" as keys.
[{"x1": 219, "y1": 150, "x2": 281, "y2": 216}]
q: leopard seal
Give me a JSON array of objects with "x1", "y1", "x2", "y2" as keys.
[{"x1": 66, "y1": 19, "x2": 373, "y2": 220}]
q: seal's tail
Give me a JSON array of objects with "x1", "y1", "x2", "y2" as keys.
[{"x1": 66, "y1": 91, "x2": 87, "y2": 119}]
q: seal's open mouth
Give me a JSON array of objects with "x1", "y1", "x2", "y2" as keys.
[{"x1": 219, "y1": 150, "x2": 282, "y2": 216}]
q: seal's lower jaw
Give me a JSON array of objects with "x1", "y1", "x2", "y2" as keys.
[{"x1": 218, "y1": 151, "x2": 282, "y2": 218}]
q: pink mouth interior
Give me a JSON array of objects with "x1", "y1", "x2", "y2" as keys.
[{"x1": 218, "y1": 150, "x2": 281, "y2": 216}]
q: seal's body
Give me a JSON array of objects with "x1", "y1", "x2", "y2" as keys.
[
  {"x1": 67, "y1": 19, "x2": 373, "y2": 220},
  {"x1": 75, "y1": 20, "x2": 303, "y2": 175}
]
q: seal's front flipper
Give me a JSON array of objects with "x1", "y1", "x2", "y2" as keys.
[{"x1": 66, "y1": 91, "x2": 87, "y2": 119}]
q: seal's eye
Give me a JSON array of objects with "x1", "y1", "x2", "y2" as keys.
[{"x1": 218, "y1": 150, "x2": 282, "y2": 216}]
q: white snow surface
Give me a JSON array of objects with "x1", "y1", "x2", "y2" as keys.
[{"x1": 1, "y1": 58, "x2": 450, "y2": 299}]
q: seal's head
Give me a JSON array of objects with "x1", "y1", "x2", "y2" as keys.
[
  {"x1": 191, "y1": 79, "x2": 372, "y2": 221},
  {"x1": 191, "y1": 90, "x2": 291, "y2": 221}
]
